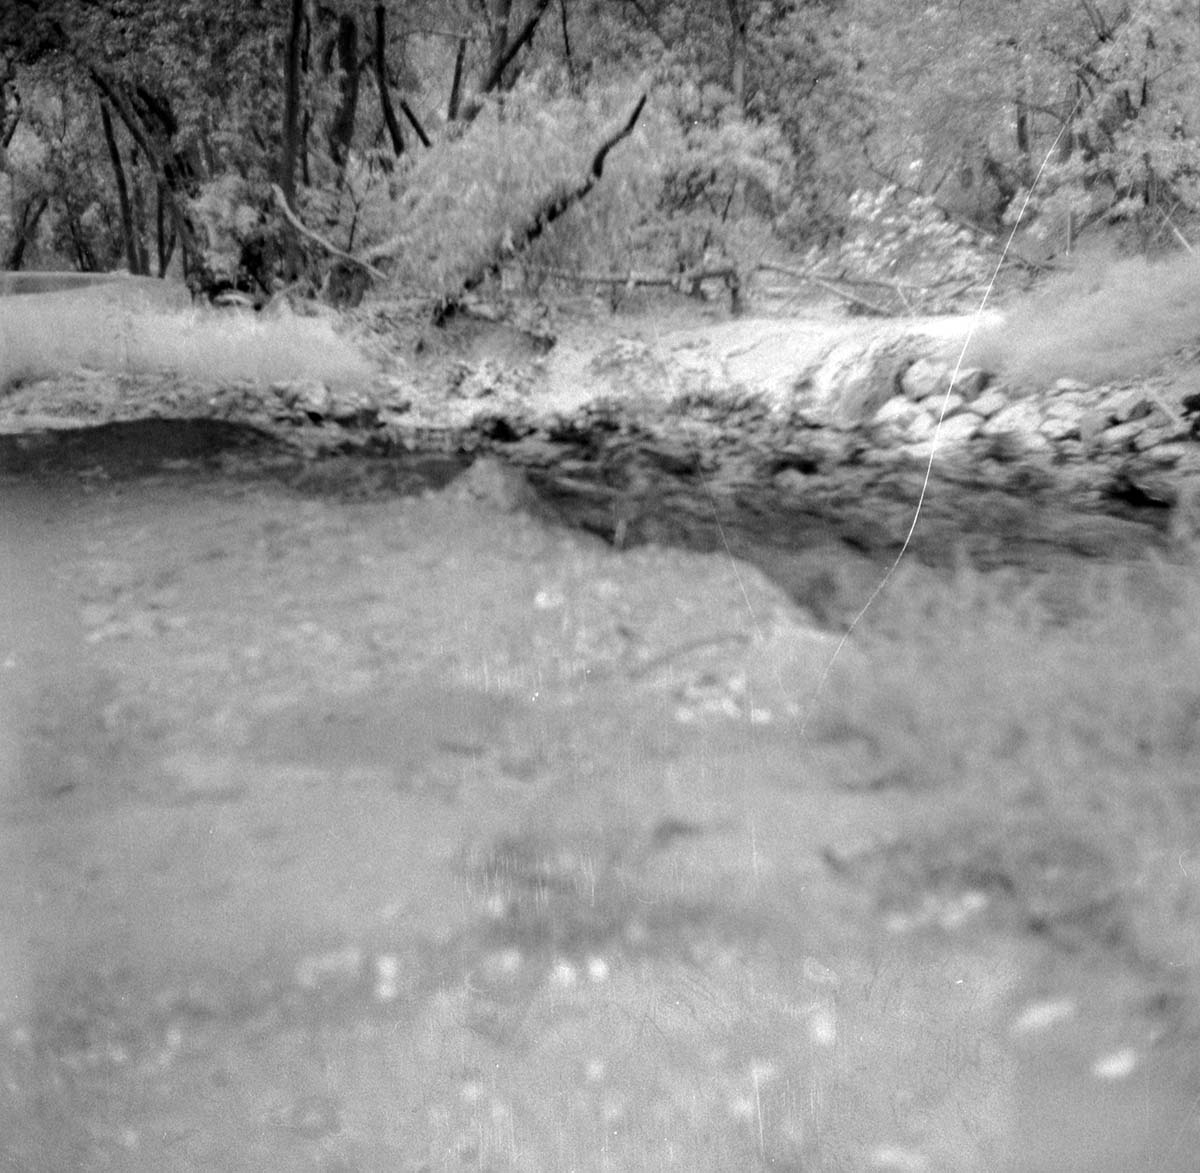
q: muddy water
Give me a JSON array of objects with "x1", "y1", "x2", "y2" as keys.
[{"x1": 0, "y1": 452, "x2": 1195, "y2": 1171}]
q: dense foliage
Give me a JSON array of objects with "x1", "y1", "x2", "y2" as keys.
[{"x1": 2, "y1": 0, "x2": 1199, "y2": 306}]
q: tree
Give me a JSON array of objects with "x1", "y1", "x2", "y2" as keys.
[
  {"x1": 851, "y1": 0, "x2": 1200, "y2": 244},
  {"x1": 99, "y1": 98, "x2": 146, "y2": 273},
  {"x1": 279, "y1": 0, "x2": 307, "y2": 280},
  {"x1": 12, "y1": 0, "x2": 1193, "y2": 303}
]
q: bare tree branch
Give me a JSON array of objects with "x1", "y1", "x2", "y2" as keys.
[
  {"x1": 399, "y1": 99, "x2": 431, "y2": 147},
  {"x1": 757, "y1": 262, "x2": 891, "y2": 315},
  {"x1": 89, "y1": 69, "x2": 200, "y2": 271},
  {"x1": 269, "y1": 183, "x2": 387, "y2": 280},
  {"x1": 373, "y1": 2, "x2": 405, "y2": 157},
  {"x1": 447, "y1": 35, "x2": 467, "y2": 120}
]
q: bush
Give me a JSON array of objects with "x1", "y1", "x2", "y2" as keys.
[
  {"x1": 351, "y1": 78, "x2": 794, "y2": 302},
  {"x1": 966, "y1": 243, "x2": 1200, "y2": 387},
  {"x1": 354, "y1": 86, "x2": 605, "y2": 299},
  {"x1": 838, "y1": 185, "x2": 992, "y2": 298}
]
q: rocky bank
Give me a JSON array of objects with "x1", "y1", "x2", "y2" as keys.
[{"x1": 2, "y1": 296, "x2": 1199, "y2": 571}]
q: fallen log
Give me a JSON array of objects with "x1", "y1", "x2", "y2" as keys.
[
  {"x1": 756, "y1": 261, "x2": 986, "y2": 315},
  {"x1": 757, "y1": 261, "x2": 891, "y2": 316},
  {"x1": 525, "y1": 262, "x2": 742, "y2": 313}
]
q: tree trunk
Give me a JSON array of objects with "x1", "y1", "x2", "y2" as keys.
[
  {"x1": 486, "y1": 0, "x2": 513, "y2": 90},
  {"x1": 300, "y1": 0, "x2": 315, "y2": 187},
  {"x1": 447, "y1": 35, "x2": 467, "y2": 121},
  {"x1": 64, "y1": 196, "x2": 98, "y2": 271},
  {"x1": 400, "y1": 99, "x2": 431, "y2": 147},
  {"x1": 279, "y1": 0, "x2": 306, "y2": 279},
  {"x1": 129, "y1": 145, "x2": 150, "y2": 274},
  {"x1": 1058, "y1": 78, "x2": 1080, "y2": 164},
  {"x1": 5, "y1": 193, "x2": 48, "y2": 269},
  {"x1": 373, "y1": 3, "x2": 404, "y2": 158},
  {"x1": 1014, "y1": 88, "x2": 1033, "y2": 187},
  {"x1": 559, "y1": 0, "x2": 576, "y2": 91},
  {"x1": 130, "y1": 83, "x2": 204, "y2": 193},
  {"x1": 88, "y1": 70, "x2": 201, "y2": 280},
  {"x1": 328, "y1": 13, "x2": 360, "y2": 169},
  {"x1": 726, "y1": 0, "x2": 747, "y2": 114},
  {"x1": 156, "y1": 183, "x2": 176, "y2": 277},
  {"x1": 99, "y1": 98, "x2": 142, "y2": 273},
  {"x1": 2, "y1": 79, "x2": 19, "y2": 149},
  {"x1": 1015, "y1": 92, "x2": 1029, "y2": 157}
]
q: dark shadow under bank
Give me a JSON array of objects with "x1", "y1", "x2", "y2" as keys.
[
  {"x1": 0, "y1": 419, "x2": 286, "y2": 478},
  {"x1": 0, "y1": 416, "x2": 1176, "y2": 622}
]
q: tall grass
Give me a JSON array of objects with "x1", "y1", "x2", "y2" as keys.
[
  {"x1": 0, "y1": 293, "x2": 375, "y2": 391},
  {"x1": 810, "y1": 552, "x2": 1200, "y2": 973},
  {"x1": 966, "y1": 246, "x2": 1200, "y2": 389}
]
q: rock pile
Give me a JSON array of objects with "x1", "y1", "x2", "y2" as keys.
[
  {"x1": 749, "y1": 339, "x2": 1200, "y2": 561},
  {"x1": 488, "y1": 327, "x2": 1200, "y2": 565},
  {"x1": 861, "y1": 356, "x2": 1196, "y2": 475}
]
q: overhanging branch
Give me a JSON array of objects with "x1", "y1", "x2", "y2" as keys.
[{"x1": 269, "y1": 183, "x2": 387, "y2": 280}]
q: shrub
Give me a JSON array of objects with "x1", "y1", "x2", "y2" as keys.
[
  {"x1": 837, "y1": 185, "x2": 993, "y2": 303},
  {"x1": 966, "y1": 243, "x2": 1200, "y2": 387},
  {"x1": 351, "y1": 78, "x2": 793, "y2": 302}
]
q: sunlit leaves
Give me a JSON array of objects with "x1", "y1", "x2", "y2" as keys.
[
  {"x1": 839, "y1": 184, "x2": 992, "y2": 297},
  {"x1": 851, "y1": 0, "x2": 1200, "y2": 243},
  {"x1": 366, "y1": 84, "x2": 617, "y2": 294}
]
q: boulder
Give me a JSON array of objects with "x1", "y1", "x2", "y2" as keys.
[
  {"x1": 898, "y1": 359, "x2": 987, "y2": 403},
  {"x1": 452, "y1": 455, "x2": 543, "y2": 512},
  {"x1": 980, "y1": 400, "x2": 1044, "y2": 437},
  {"x1": 272, "y1": 379, "x2": 332, "y2": 421},
  {"x1": 980, "y1": 401, "x2": 1055, "y2": 454},
  {"x1": 809, "y1": 336, "x2": 909, "y2": 426},
  {"x1": 1097, "y1": 420, "x2": 1148, "y2": 451},
  {"x1": 934, "y1": 412, "x2": 983, "y2": 445},
  {"x1": 1038, "y1": 415, "x2": 1080, "y2": 442},
  {"x1": 1137, "y1": 443, "x2": 1191, "y2": 469},
  {"x1": 870, "y1": 396, "x2": 934, "y2": 441},
  {"x1": 954, "y1": 368, "x2": 991, "y2": 399},
  {"x1": 328, "y1": 387, "x2": 381, "y2": 427},
  {"x1": 1079, "y1": 410, "x2": 1109, "y2": 450},
  {"x1": 1109, "y1": 391, "x2": 1156, "y2": 423},
  {"x1": 905, "y1": 410, "x2": 936, "y2": 441},
  {"x1": 969, "y1": 387, "x2": 1009, "y2": 419},
  {"x1": 900, "y1": 357, "x2": 949, "y2": 402},
  {"x1": 1043, "y1": 393, "x2": 1094, "y2": 421}
]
